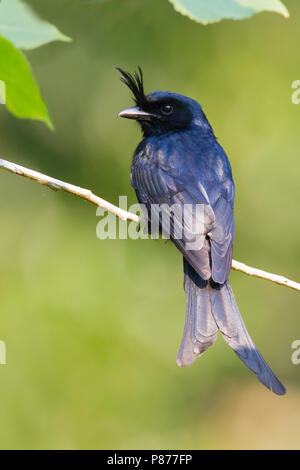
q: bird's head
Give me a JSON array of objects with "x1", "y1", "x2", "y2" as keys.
[{"x1": 117, "y1": 67, "x2": 212, "y2": 138}]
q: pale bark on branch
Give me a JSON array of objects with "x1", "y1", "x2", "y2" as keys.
[{"x1": 0, "y1": 157, "x2": 299, "y2": 293}]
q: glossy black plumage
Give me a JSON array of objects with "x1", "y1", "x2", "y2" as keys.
[{"x1": 118, "y1": 68, "x2": 286, "y2": 395}]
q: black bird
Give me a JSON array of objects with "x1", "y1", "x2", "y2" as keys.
[{"x1": 117, "y1": 67, "x2": 286, "y2": 395}]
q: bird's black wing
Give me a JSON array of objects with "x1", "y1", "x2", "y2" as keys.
[
  {"x1": 209, "y1": 192, "x2": 235, "y2": 283},
  {"x1": 132, "y1": 152, "x2": 234, "y2": 282}
]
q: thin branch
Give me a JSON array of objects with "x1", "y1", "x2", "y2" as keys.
[
  {"x1": 231, "y1": 260, "x2": 300, "y2": 292},
  {"x1": 0, "y1": 157, "x2": 299, "y2": 293},
  {"x1": 0, "y1": 158, "x2": 138, "y2": 223}
]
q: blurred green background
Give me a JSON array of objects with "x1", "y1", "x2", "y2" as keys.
[{"x1": 0, "y1": 0, "x2": 299, "y2": 450}]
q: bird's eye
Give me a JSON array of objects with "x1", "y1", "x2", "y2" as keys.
[{"x1": 161, "y1": 104, "x2": 173, "y2": 115}]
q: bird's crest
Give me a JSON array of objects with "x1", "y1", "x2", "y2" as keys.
[{"x1": 117, "y1": 67, "x2": 147, "y2": 108}]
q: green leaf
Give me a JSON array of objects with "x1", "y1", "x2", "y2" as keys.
[
  {"x1": 169, "y1": 0, "x2": 289, "y2": 24},
  {"x1": 0, "y1": 36, "x2": 53, "y2": 128},
  {"x1": 0, "y1": 0, "x2": 71, "y2": 50}
]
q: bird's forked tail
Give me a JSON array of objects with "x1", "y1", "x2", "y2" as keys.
[{"x1": 177, "y1": 259, "x2": 286, "y2": 395}]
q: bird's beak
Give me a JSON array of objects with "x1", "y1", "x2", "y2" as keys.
[{"x1": 118, "y1": 106, "x2": 155, "y2": 120}]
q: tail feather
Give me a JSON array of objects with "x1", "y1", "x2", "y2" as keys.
[
  {"x1": 177, "y1": 261, "x2": 218, "y2": 367},
  {"x1": 210, "y1": 281, "x2": 286, "y2": 395},
  {"x1": 177, "y1": 260, "x2": 286, "y2": 395}
]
